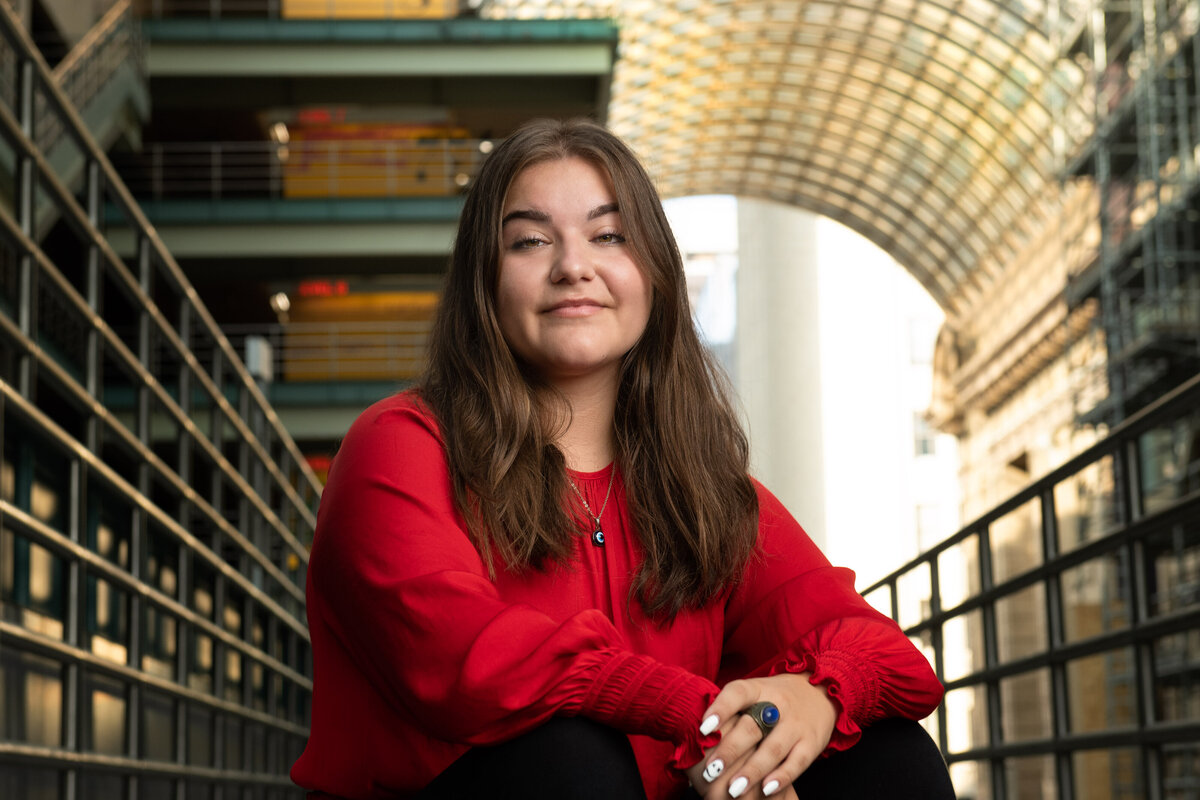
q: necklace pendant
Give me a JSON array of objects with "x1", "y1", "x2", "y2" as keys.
[{"x1": 591, "y1": 527, "x2": 605, "y2": 547}]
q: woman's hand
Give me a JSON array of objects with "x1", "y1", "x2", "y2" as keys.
[{"x1": 684, "y1": 672, "x2": 837, "y2": 798}]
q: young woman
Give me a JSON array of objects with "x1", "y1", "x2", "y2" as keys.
[{"x1": 291, "y1": 119, "x2": 954, "y2": 800}]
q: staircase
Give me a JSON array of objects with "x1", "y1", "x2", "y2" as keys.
[{"x1": 0, "y1": 0, "x2": 149, "y2": 238}]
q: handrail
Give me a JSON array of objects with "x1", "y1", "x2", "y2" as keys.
[
  {"x1": 137, "y1": 0, "x2": 481, "y2": 19},
  {"x1": 116, "y1": 138, "x2": 489, "y2": 200}
]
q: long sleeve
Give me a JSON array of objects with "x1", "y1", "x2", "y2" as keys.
[
  {"x1": 292, "y1": 394, "x2": 718, "y2": 796},
  {"x1": 718, "y1": 482, "x2": 944, "y2": 751}
]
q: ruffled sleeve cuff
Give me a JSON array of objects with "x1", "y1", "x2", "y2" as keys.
[
  {"x1": 768, "y1": 648, "x2": 876, "y2": 753},
  {"x1": 578, "y1": 651, "x2": 721, "y2": 768}
]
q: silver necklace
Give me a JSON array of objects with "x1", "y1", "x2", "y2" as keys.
[{"x1": 568, "y1": 467, "x2": 616, "y2": 547}]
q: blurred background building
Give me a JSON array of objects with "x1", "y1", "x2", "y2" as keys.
[{"x1": 0, "y1": 0, "x2": 1197, "y2": 799}]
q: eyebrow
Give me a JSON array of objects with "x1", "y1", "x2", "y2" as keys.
[{"x1": 501, "y1": 203, "x2": 620, "y2": 226}]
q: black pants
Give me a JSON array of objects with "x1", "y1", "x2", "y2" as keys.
[{"x1": 417, "y1": 716, "x2": 956, "y2": 799}]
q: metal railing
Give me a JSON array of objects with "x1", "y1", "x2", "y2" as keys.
[
  {"x1": 136, "y1": 0, "x2": 484, "y2": 19},
  {"x1": 222, "y1": 320, "x2": 431, "y2": 383},
  {"x1": 865, "y1": 371, "x2": 1200, "y2": 800},
  {"x1": 115, "y1": 139, "x2": 488, "y2": 201},
  {"x1": 0, "y1": 1, "x2": 320, "y2": 796}
]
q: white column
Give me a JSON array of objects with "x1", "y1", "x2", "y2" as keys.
[{"x1": 734, "y1": 198, "x2": 828, "y2": 551}]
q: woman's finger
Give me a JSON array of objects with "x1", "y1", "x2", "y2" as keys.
[
  {"x1": 698, "y1": 678, "x2": 760, "y2": 736},
  {"x1": 695, "y1": 713, "x2": 763, "y2": 791},
  {"x1": 731, "y1": 729, "x2": 821, "y2": 798}
]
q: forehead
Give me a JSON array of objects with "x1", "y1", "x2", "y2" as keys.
[{"x1": 502, "y1": 157, "x2": 616, "y2": 212}]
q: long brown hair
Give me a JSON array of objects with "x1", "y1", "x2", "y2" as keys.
[{"x1": 421, "y1": 118, "x2": 758, "y2": 620}]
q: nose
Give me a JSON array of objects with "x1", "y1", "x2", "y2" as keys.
[{"x1": 550, "y1": 237, "x2": 595, "y2": 283}]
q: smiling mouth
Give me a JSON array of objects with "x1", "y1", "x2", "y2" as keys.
[{"x1": 545, "y1": 299, "x2": 604, "y2": 315}]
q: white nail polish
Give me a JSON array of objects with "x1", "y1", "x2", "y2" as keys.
[
  {"x1": 763, "y1": 780, "x2": 781, "y2": 796},
  {"x1": 700, "y1": 714, "x2": 720, "y2": 735},
  {"x1": 728, "y1": 776, "x2": 749, "y2": 798},
  {"x1": 703, "y1": 758, "x2": 724, "y2": 783}
]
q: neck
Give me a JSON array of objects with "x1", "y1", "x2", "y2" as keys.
[{"x1": 551, "y1": 367, "x2": 619, "y2": 472}]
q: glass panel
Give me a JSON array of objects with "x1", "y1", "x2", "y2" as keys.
[
  {"x1": 247, "y1": 723, "x2": 266, "y2": 772},
  {"x1": 0, "y1": 527, "x2": 65, "y2": 639},
  {"x1": 1146, "y1": 525, "x2": 1200, "y2": 617},
  {"x1": 1005, "y1": 754, "x2": 1056, "y2": 800},
  {"x1": 1000, "y1": 669, "x2": 1053, "y2": 742},
  {"x1": 938, "y1": 534, "x2": 979, "y2": 610},
  {"x1": 88, "y1": 484, "x2": 131, "y2": 569},
  {"x1": 141, "y1": 689, "x2": 176, "y2": 762},
  {"x1": 863, "y1": 585, "x2": 893, "y2": 619},
  {"x1": 1061, "y1": 552, "x2": 1131, "y2": 642},
  {"x1": 140, "y1": 779, "x2": 174, "y2": 800},
  {"x1": 1073, "y1": 748, "x2": 1142, "y2": 800},
  {"x1": 84, "y1": 671, "x2": 126, "y2": 755},
  {"x1": 991, "y1": 497, "x2": 1043, "y2": 582},
  {"x1": 86, "y1": 575, "x2": 129, "y2": 664},
  {"x1": 1154, "y1": 631, "x2": 1200, "y2": 723},
  {"x1": 146, "y1": 525, "x2": 180, "y2": 599},
  {"x1": 186, "y1": 784, "x2": 213, "y2": 800},
  {"x1": 1055, "y1": 455, "x2": 1118, "y2": 552},
  {"x1": 945, "y1": 684, "x2": 989, "y2": 755},
  {"x1": 995, "y1": 582, "x2": 1048, "y2": 663},
  {"x1": 1139, "y1": 410, "x2": 1200, "y2": 515},
  {"x1": 1069, "y1": 649, "x2": 1137, "y2": 733},
  {"x1": 225, "y1": 646, "x2": 243, "y2": 703},
  {"x1": 950, "y1": 760, "x2": 991, "y2": 800},
  {"x1": 943, "y1": 609, "x2": 985, "y2": 682},
  {"x1": 189, "y1": 629, "x2": 214, "y2": 694},
  {"x1": 142, "y1": 604, "x2": 177, "y2": 679},
  {"x1": 223, "y1": 715, "x2": 243, "y2": 771},
  {"x1": 79, "y1": 773, "x2": 124, "y2": 800},
  {"x1": 896, "y1": 562, "x2": 932, "y2": 629},
  {"x1": 1163, "y1": 741, "x2": 1200, "y2": 798},
  {"x1": 251, "y1": 661, "x2": 267, "y2": 712},
  {"x1": 0, "y1": 766, "x2": 60, "y2": 800},
  {"x1": 0, "y1": 648, "x2": 62, "y2": 746},
  {"x1": 188, "y1": 705, "x2": 213, "y2": 766}
]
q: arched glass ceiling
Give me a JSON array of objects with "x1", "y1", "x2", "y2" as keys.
[{"x1": 488, "y1": 0, "x2": 1094, "y2": 313}]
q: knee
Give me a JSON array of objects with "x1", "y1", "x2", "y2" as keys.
[
  {"x1": 798, "y1": 717, "x2": 955, "y2": 799},
  {"x1": 851, "y1": 718, "x2": 955, "y2": 798},
  {"x1": 528, "y1": 717, "x2": 644, "y2": 793}
]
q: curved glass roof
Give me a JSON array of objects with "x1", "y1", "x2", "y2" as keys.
[{"x1": 488, "y1": 0, "x2": 1093, "y2": 313}]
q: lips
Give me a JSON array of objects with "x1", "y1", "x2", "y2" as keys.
[{"x1": 544, "y1": 298, "x2": 605, "y2": 315}]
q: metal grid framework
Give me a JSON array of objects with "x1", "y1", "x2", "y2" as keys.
[
  {"x1": 0, "y1": 3, "x2": 320, "y2": 797},
  {"x1": 488, "y1": 0, "x2": 1095, "y2": 316},
  {"x1": 1063, "y1": 0, "x2": 1200, "y2": 425},
  {"x1": 864, "y1": 371, "x2": 1200, "y2": 800}
]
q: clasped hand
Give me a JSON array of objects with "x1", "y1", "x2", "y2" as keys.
[{"x1": 684, "y1": 673, "x2": 838, "y2": 800}]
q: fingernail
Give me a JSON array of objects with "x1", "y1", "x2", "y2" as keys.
[
  {"x1": 700, "y1": 714, "x2": 720, "y2": 735},
  {"x1": 763, "y1": 779, "x2": 781, "y2": 796},
  {"x1": 702, "y1": 758, "x2": 724, "y2": 783},
  {"x1": 728, "y1": 776, "x2": 749, "y2": 798}
]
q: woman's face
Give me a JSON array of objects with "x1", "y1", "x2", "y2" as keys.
[{"x1": 495, "y1": 157, "x2": 653, "y2": 386}]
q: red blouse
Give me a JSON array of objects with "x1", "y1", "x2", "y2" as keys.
[{"x1": 290, "y1": 393, "x2": 943, "y2": 799}]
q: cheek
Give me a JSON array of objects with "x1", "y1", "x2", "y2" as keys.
[{"x1": 494, "y1": 267, "x2": 531, "y2": 344}]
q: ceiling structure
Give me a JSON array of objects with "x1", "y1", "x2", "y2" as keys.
[{"x1": 488, "y1": 0, "x2": 1094, "y2": 314}]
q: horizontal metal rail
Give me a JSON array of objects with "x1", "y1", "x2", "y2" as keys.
[
  {"x1": 137, "y1": 0, "x2": 477, "y2": 19},
  {"x1": 115, "y1": 138, "x2": 490, "y2": 201}
]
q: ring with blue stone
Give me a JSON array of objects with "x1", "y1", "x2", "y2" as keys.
[{"x1": 744, "y1": 701, "x2": 780, "y2": 737}]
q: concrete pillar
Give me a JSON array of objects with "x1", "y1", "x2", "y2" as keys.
[{"x1": 734, "y1": 198, "x2": 827, "y2": 550}]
